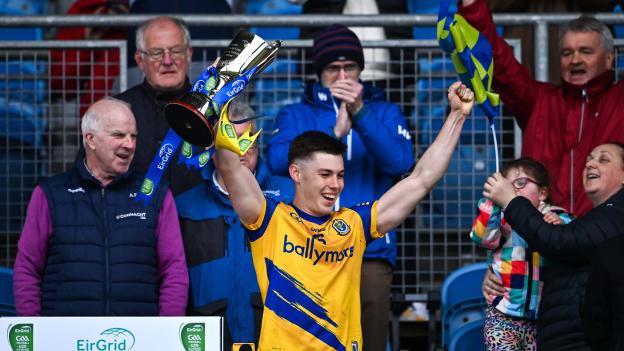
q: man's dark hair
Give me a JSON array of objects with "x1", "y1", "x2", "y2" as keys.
[{"x1": 288, "y1": 131, "x2": 346, "y2": 165}]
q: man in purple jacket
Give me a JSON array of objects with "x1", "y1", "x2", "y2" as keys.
[{"x1": 13, "y1": 98, "x2": 188, "y2": 316}]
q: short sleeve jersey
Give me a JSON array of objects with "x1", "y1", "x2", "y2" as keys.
[{"x1": 244, "y1": 197, "x2": 384, "y2": 351}]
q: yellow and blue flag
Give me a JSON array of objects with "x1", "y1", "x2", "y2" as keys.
[{"x1": 437, "y1": 0, "x2": 500, "y2": 122}]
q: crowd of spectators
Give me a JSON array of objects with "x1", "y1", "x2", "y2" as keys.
[{"x1": 5, "y1": 0, "x2": 624, "y2": 349}]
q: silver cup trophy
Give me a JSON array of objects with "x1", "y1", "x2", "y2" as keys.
[{"x1": 165, "y1": 30, "x2": 281, "y2": 147}]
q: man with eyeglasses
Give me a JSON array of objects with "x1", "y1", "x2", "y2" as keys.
[
  {"x1": 115, "y1": 16, "x2": 202, "y2": 196},
  {"x1": 266, "y1": 24, "x2": 415, "y2": 351}
]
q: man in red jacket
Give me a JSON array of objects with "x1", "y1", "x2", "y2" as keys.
[{"x1": 459, "y1": 0, "x2": 624, "y2": 216}]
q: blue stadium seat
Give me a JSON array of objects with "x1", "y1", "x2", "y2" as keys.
[
  {"x1": 0, "y1": 60, "x2": 46, "y2": 75},
  {"x1": 256, "y1": 56, "x2": 299, "y2": 76},
  {"x1": 406, "y1": 1, "x2": 503, "y2": 39},
  {"x1": 441, "y1": 262, "x2": 488, "y2": 347},
  {"x1": 0, "y1": 0, "x2": 47, "y2": 147},
  {"x1": 247, "y1": 0, "x2": 302, "y2": 40},
  {"x1": 407, "y1": 0, "x2": 456, "y2": 40},
  {"x1": 448, "y1": 319, "x2": 485, "y2": 351},
  {"x1": 418, "y1": 57, "x2": 455, "y2": 75},
  {"x1": 0, "y1": 79, "x2": 46, "y2": 104},
  {"x1": 0, "y1": 266, "x2": 15, "y2": 316},
  {"x1": 251, "y1": 78, "x2": 303, "y2": 124},
  {"x1": 0, "y1": 0, "x2": 46, "y2": 14},
  {"x1": 0, "y1": 97, "x2": 45, "y2": 146},
  {"x1": 0, "y1": 148, "x2": 40, "y2": 234},
  {"x1": 418, "y1": 103, "x2": 498, "y2": 145},
  {"x1": 614, "y1": 5, "x2": 624, "y2": 72},
  {"x1": 0, "y1": 0, "x2": 46, "y2": 40}
]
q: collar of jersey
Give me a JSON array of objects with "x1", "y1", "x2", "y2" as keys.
[{"x1": 290, "y1": 203, "x2": 331, "y2": 225}]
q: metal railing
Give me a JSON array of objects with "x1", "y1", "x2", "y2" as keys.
[{"x1": 2, "y1": 12, "x2": 624, "y2": 81}]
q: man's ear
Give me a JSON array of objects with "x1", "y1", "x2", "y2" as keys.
[
  {"x1": 186, "y1": 46, "x2": 193, "y2": 64},
  {"x1": 289, "y1": 163, "x2": 301, "y2": 183},
  {"x1": 84, "y1": 132, "x2": 96, "y2": 150},
  {"x1": 606, "y1": 50, "x2": 615, "y2": 70},
  {"x1": 134, "y1": 51, "x2": 145, "y2": 71}
]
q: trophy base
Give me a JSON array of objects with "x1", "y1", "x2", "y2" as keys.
[{"x1": 165, "y1": 92, "x2": 218, "y2": 148}]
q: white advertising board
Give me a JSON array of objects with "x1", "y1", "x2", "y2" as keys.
[{"x1": 0, "y1": 316, "x2": 222, "y2": 351}]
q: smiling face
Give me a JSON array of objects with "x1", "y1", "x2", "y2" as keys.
[
  {"x1": 583, "y1": 143, "x2": 624, "y2": 206},
  {"x1": 289, "y1": 152, "x2": 344, "y2": 216},
  {"x1": 560, "y1": 31, "x2": 613, "y2": 85},
  {"x1": 503, "y1": 167, "x2": 548, "y2": 208},
  {"x1": 135, "y1": 17, "x2": 191, "y2": 92},
  {"x1": 84, "y1": 100, "x2": 137, "y2": 185}
]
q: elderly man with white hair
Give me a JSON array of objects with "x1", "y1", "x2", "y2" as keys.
[{"x1": 13, "y1": 98, "x2": 188, "y2": 316}]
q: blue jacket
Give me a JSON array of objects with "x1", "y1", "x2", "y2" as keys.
[
  {"x1": 266, "y1": 81, "x2": 414, "y2": 265},
  {"x1": 39, "y1": 158, "x2": 167, "y2": 316},
  {"x1": 175, "y1": 158, "x2": 294, "y2": 345}
]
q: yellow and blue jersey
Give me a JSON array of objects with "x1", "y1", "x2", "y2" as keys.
[{"x1": 243, "y1": 197, "x2": 384, "y2": 351}]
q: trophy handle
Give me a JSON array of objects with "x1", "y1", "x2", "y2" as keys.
[{"x1": 244, "y1": 41, "x2": 281, "y2": 76}]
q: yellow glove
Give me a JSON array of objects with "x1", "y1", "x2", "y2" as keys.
[{"x1": 215, "y1": 100, "x2": 261, "y2": 156}]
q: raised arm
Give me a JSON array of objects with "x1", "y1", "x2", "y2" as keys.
[
  {"x1": 375, "y1": 82, "x2": 474, "y2": 234},
  {"x1": 214, "y1": 146, "x2": 265, "y2": 225},
  {"x1": 458, "y1": 0, "x2": 541, "y2": 126}
]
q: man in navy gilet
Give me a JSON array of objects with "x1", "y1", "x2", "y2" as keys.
[{"x1": 13, "y1": 98, "x2": 188, "y2": 316}]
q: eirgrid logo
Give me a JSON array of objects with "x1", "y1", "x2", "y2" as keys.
[
  {"x1": 76, "y1": 327, "x2": 135, "y2": 351},
  {"x1": 157, "y1": 143, "x2": 175, "y2": 170}
]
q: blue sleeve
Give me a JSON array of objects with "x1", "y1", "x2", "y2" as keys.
[
  {"x1": 246, "y1": 196, "x2": 280, "y2": 242},
  {"x1": 351, "y1": 202, "x2": 374, "y2": 244},
  {"x1": 270, "y1": 176, "x2": 295, "y2": 204},
  {"x1": 351, "y1": 102, "x2": 415, "y2": 175},
  {"x1": 266, "y1": 106, "x2": 299, "y2": 177}
]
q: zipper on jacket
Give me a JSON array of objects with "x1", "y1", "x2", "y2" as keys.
[
  {"x1": 331, "y1": 96, "x2": 345, "y2": 211},
  {"x1": 570, "y1": 88, "x2": 589, "y2": 213},
  {"x1": 101, "y1": 187, "x2": 111, "y2": 315},
  {"x1": 524, "y1": 248, "x2": 534, "y2": 318}
]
